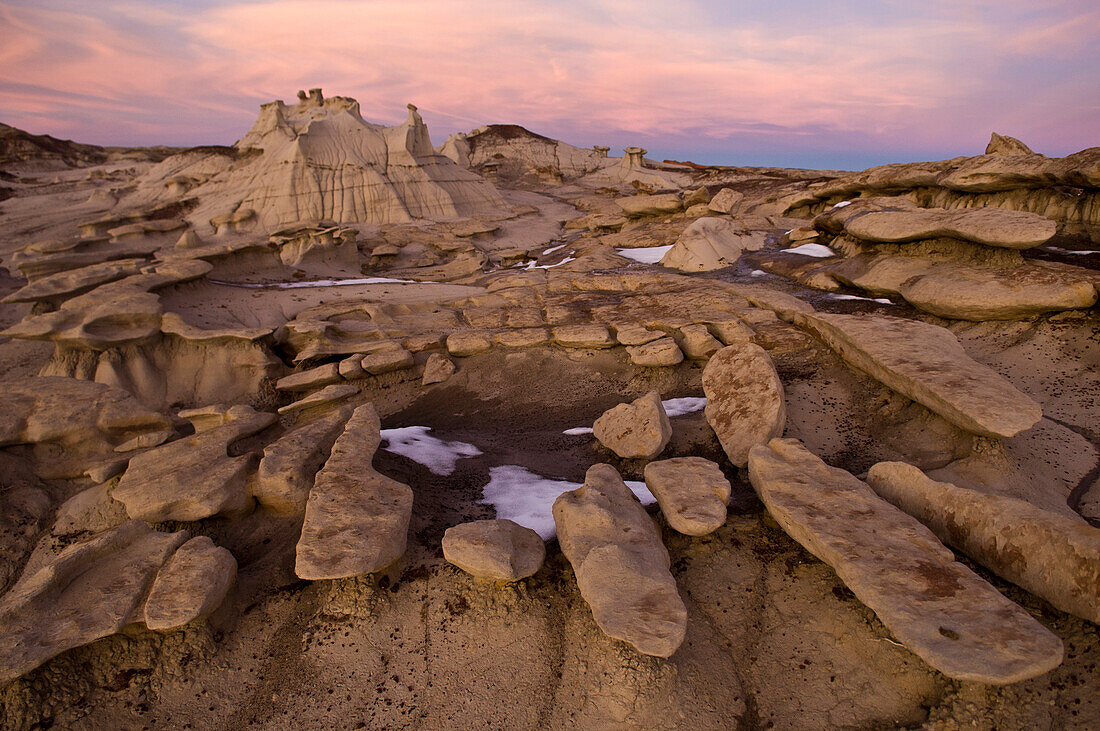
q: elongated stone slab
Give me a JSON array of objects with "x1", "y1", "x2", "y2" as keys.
[
  {"x1": 0, "y1": 520, "x2": 187, "y2": 684},
  {"x1": 144, "y1": 536, "x2": 237, "y2": 631},
  {"x1": 553, "y1": 464, "x2": 687, "y2": 657},
  {"x1": 792, "y1": 312, "x2": 1041, "y2": 438},
  {"x1": 253, "y1": 408, "x2": 351, "y2": 514},
  {"x1": 702, "y1": 343, "x2": 785, "y2": 467},
  {"x1": 747, "y1": 438, "x2": 1063, "y2": 684},
  {"x1": 867, "y1": 461, "x2": 1100, "y2": 625},
  {"x1": 644, "y1": 457, "x2": 731, "y2": 536},
  {"x1": 295, "y1": 403, "x2": 413, "y2": 579}
]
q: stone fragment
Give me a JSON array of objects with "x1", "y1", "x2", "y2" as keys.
[
  {"x1": 276, "y1": 363, "x2": 342, "y2": 392},
  {"x1": 626, "y1": 337, "x2": 684, "y2": 367},
  {"x1": 495, "y1": 327, "x2": 550, "y2": 348},
  {"x1": 253, "y1": 408, "x2": 351, "y2": 514},
  {"x1": 0, "y1": 377, "x2": 172, "y2": 480},
  {"x1": 296, "y1": 403, "x2": 414, "y2": 579},
  {"x1": 113, "y1": 407, "x2": 276, "y2": 522},
  {"x1": 867, "y1": 461, "x2": 1100, "y2": 625},
  {"x1": 702, "y1": 344, "x2": 786, "y2": 467},
  {"x1": 143, "y1": 536, "x2": 237, "y2": 631},
  {"x1": 644, "y1": 457, "x2": 731, "y2": 536},
  {"x1": 747, "y1": 439, "x2": 1063, "y2": 685},
  {"x1": 706, "y1": 188, "x2": 745, "y2": 214},
  {"x1": 277, "y1": 384, "x2": 359, "y2": 416},
  {"x1": 0, "y1": 520, "x2": 187, "y2": 684},
  {"x1": 844, "y1": 206, "x2": 1056, "y2": 249},
  {"x1": 661, "y1": 217, "x2": 767, "y2": 272},
  {"x1": 552, "y1": 324, "x2": 615, "y2": 348},
  {"x1": 613, "y1": 323, "x2": 665, "y2": 346},
  {"x1": 792, "y1": 312, "x2": 1041, "y2": 437},
  {"x1": 553, "y1": 464, "x2": 687, "y2": 657},
  {"x1": 593, "y1": 391, "x2": 672, "y2": 460},
  {"x1": 986, "y1": 132, "x2": 1034, "y2": 156},
  {"x1": 705, "y1": 318, "x2": 754, "y2": 344},
  {"x1": 446, "y1": 331, "x2": 492, "y2": 356},
  {"x1": 442, "y1": 519, "x2": 546, "y2": 581},
  {"x1": 678, "y1": 323, "x2": 723, "y2": 360},
  {"x1": 1, "y1": 258, "x2": 145, "y2": 305},
  {"x1": 781, "y1": 227, "x2": 819, "y2": 244},
  {"x1": 338, "y1": 354, "x2": 366, "y2": 379},
  {"x1": 361, "y1": 348, "x2": 414, "y2": 375},
  {"x1": 682, "y1": 187, "x2": 711, "y2": 207},
  {"x1": 422, "y1": 352, "x2": 456, "y2": 384},
  {"x1": 616, "y1": 193, "x2": 683, "y2": 218}
]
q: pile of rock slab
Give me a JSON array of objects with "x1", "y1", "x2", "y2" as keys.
[
  {"x1": 747, "y1": 438, "x2": 1064, "y2": 684},
  {"x1": 553, "y1": 464, "x2": 687, "y2": 657}
]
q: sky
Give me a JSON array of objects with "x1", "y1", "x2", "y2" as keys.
[{"x1": 0, "y1": 0, "x2": 1097, "y2": 170}]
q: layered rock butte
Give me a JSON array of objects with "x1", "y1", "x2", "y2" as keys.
[{"x1": 0, "y1": 96, "x2": 1097, "y2": 728}]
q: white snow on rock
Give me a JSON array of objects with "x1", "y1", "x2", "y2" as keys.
[
  {"x1": 780, "y1": 243, "x2": 836, "y2": 258},
  {"x1": 827, "y1": 293, "x2": 895, "y2": 305},
  {"x1": 832, "y1": 200, "x2": 852, "y2": 208},
  {"x1": 380, "y1": 426, "x2": 482, "y2": 476},
  {"x1": 662, "y1": 396, "x2": 707, "y2": 417},
  {"x1": 523, "y1": 254, "x2": 576, "y2": 270},
  {"x1": 214, "y1": 277, "x2": 421, "y2": 289},
  {"x1": 563, "y1": 427, "x2": 594, "y2": 435},
  {"x1": 480, "y1": 465, "x2": 655, "y2": 539},
  {"x1": 542, "y1": 243, "x2": 567, "y2": 255},
  {"x1": 616, "y1": 245, "x2": 674, "y2": 264}
]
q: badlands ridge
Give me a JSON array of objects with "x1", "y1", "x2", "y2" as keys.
[{"x1": 0, "y1": 90, "x2": 1097, "y2": 728}]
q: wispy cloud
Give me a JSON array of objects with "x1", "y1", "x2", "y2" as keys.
[{"x1": 0, "y1": 0, "x2": 1096, "y2": 167}]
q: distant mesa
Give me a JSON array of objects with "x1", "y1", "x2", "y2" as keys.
[{"x1": 123, "y1": 89, "x2": 507, "y2": 233}]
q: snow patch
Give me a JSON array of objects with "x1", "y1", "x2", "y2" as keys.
[
  {"x1": 616, "y1": 245, "x2": 674, "y2": 264},
  {"x1": 662, "y1": 396, "x2": 707, "y2": 417},
  {"x1": 781, "y1": 243, "x2": 835, "y2": 258},
  {"x1": 523, "y1": 254, "x2": 576, "y2": 270},
  {"x1": 827, "y1": 293, "x2": 895, "y2": 305},
  {"x1": 542, "y1": 243, "x2": 567, "y2": 255},
  {"x1": 1045, "y1": 246, "x2": 1100, "y2": 255},
  {"x1": 379, "y1": 426, "x2": 481, "y2": 476},
  {"x1": 479, "y1": 465, "x2": 655, "y2": 539},
  {"x1": 750, "y1": 269, "x2": 767, "y2": 277},
  {"x1": 562, "y1": 427, "x2": 594, "y2": 435},
  {"x1": 832, "y1": 200, "x2": 852, "y2": 208},
  {"x1": 213, "y1": 277, "x2": 423, "y2": 289}
]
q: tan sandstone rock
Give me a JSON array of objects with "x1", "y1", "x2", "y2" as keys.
[
  {"x1": 748, "y1": 439, "x2": 1064, "y2": 685},
  {"x1": 442, "y1": 519, "x2": 546, "y2": 581},
  {"x1": 552, "y1": 324, "x2": 615, "y2": 348},
  {"x1": 361, "y1": 347, "x2": 414, "y2": 375},
  {"x1": 702, "y1": 343, "x2": 786, "y2": 468},
  {"x1": 986, "y1": 132, "x2": 1034, "y2": 156},
  {"x1": 553, "y1": 464, "x2": 687, "y2": 657},
  {"x1": 446, "y1": 331, "x2": 492, "y2": 356},
  {"x1": 276, "y1": 363, "x2": 342, "y2": 393},
  {"x1": 660, "y1": 217, "x2": 767, "y2": 272},
  {"x1": 626, "y1": 337, "x2": 684, "y2": 367},
  {"x1": 593, "y1": 391, "x2": 672, "y2": 460},
  {"x1": 707, "y1": 188, "x2": 745, "y2": 214},
  {"x1": 422, "y1": 352, "x2": 456, "y2": 384},
  {"x1": 867, "y1": 461, "x2": 1100, "y2": 625},
  {"x1": 616, "y1": 193, "x2": 683, "y2": 218},
  {"x1": 113, "y1": 407, "x2": 276, "y2": 522},
  {"x1": 644, "y1": 457, "x2": 732, "y2": 536},
  {"x1": 253, "y1": 408, "x2": 352, "y2": 514},
  {"x1": 295, "y1": 403, "x2": 414, "y2": 579},
  {"x1": 143, "y1": 536, "x2": 237, "y2": 631},
  {"x1": 791, "y1": 312, "x2": 1042, "y2": 438},
  {"x1": 678, "y1": 323, "x2": 723, "y2": 360},
  {"x1": 0, "y1": 520, "x2": 187, "y2": 684}
]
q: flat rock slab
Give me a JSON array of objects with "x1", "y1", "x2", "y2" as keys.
[
  {"x1": 277, "y1": 384, "x2": 359, "y2": 416},
  {"x1": 144, "y1": 536, "x2": 237, "y2": 631},
  {"x1": 792, "y1": 312, "x2": 1042, "y2": 438},
  {"x1": 841, "y1": 201, "x2": 1057, "y2": 249},
  {"x1": 253, "y1": 408, "x2": 351, "y2": 513},
  {"x1": 644, "y1": 457, "x2": 732, "y2": 536},
  {"x1": 0, "y1": 520, "x2": 187, "y2": 684},
  {"x1": 442, "y1": 519, "x2": 545, "y2": 581},
  {"x1": 702, "y1": 343, "x2": 786, "y2": 467},
  {"x1": 276, "y1": 363, "x2": 342, "y2": 392},
  {"x1": 748, "y1": 439, "x2": 1063, "y2": 685},
  {"x1": 593, "y1": 391, "x2": 672, "y2": 459},
  {"x1": 553, "y1": 464, "x2": 687, "y2": 657},
  {"x1": 295, "y1": 403, "x2": 414, "y2": 579},
  {"x1": 113, "y1": 407, "x2": 276, "y2": 522},
  {"x1": 552, "y1": 324, "x2": 615, "y2": 348},
  {"x1": 616, "y1": 193, "x2": 682, "y2": 218},
  {"x1": 421, "y1": 352, "x2": 456, "y2": 384},
  {"x1": 627, "y1": 337, "x2": 683, "y2": 367},
  {"x1": 868, "y1": 461, "x2": 1100, "y2": 625}
]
